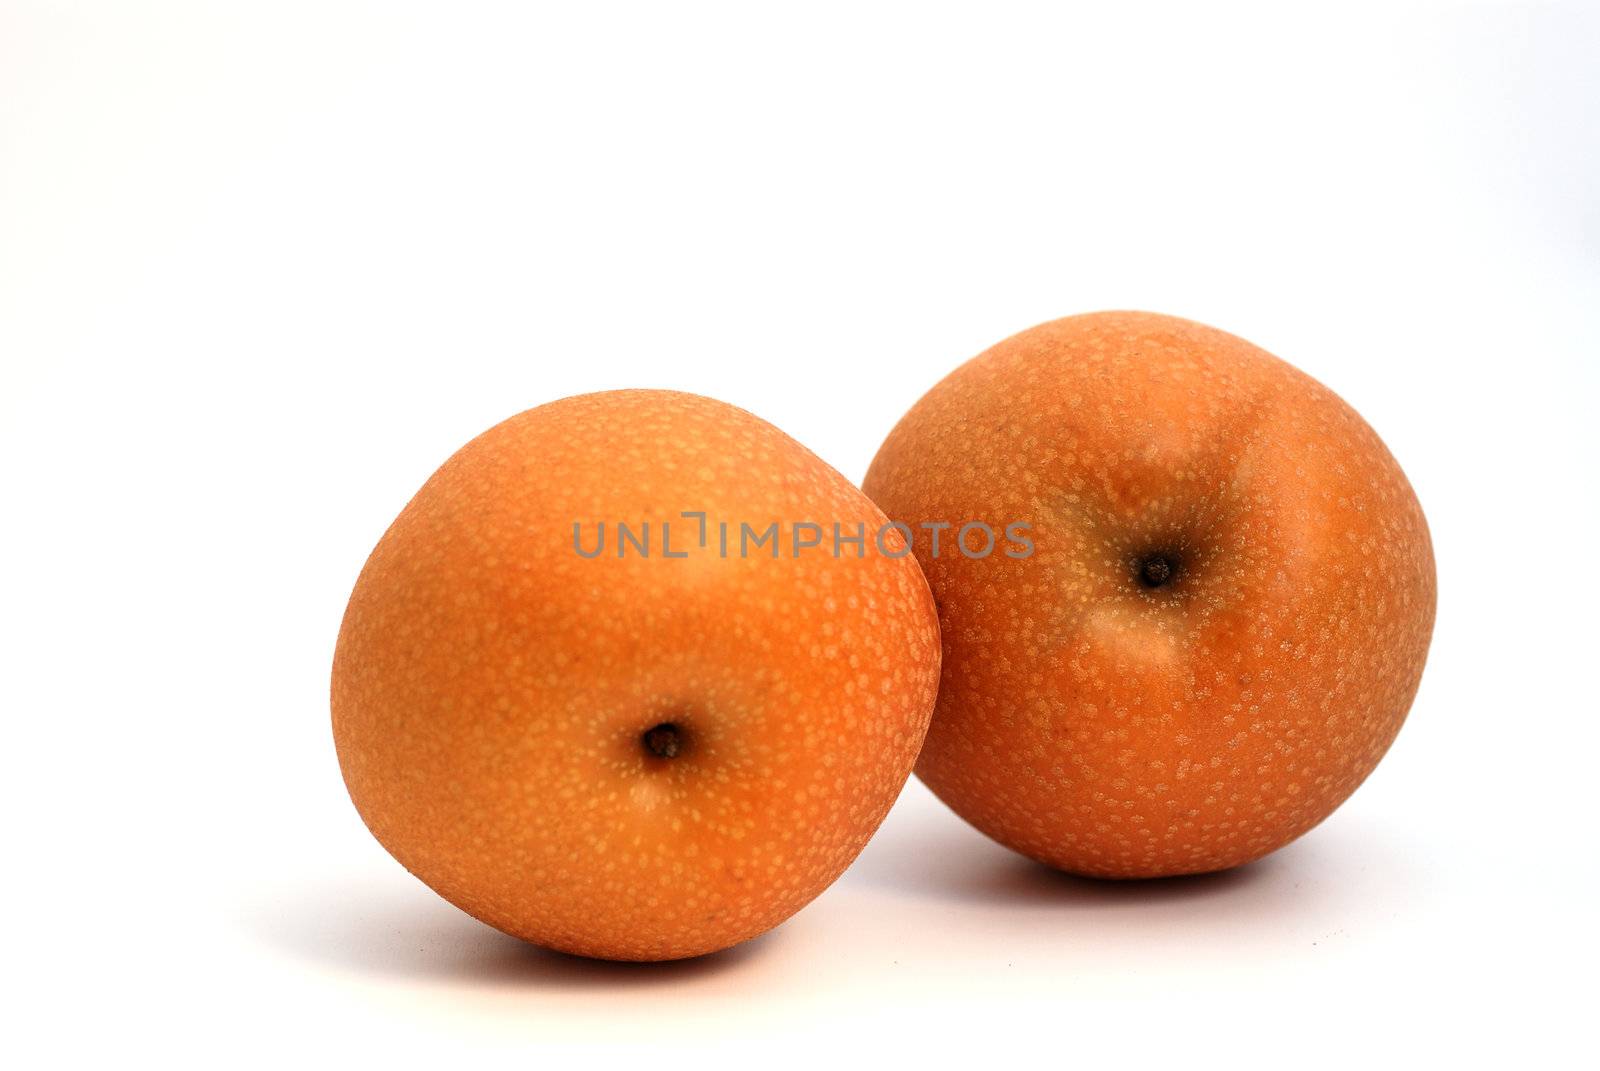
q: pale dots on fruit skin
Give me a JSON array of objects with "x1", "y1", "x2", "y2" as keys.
[
  {"x1": 864, "y1": 312, "x2": 1436, "y2": 879},
  {"x1": 332, "y1": 391, "x2": 941, "y2": 960}
]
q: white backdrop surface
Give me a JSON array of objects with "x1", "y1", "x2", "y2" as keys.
[{"x1": 2, "y1": 2, "x2": 1595, "y2": 1066}]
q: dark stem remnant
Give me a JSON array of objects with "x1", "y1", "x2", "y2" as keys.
[
  {"x1": 642, "y1": 722, "x2": 684, "y2": 759},
  {"x1": 1137, "y1": 553, "x2": 1177, "y2": 589}
]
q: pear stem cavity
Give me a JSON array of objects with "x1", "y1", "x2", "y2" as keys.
[
  {"x1": 1137, "y1": 554, "x2": 1177, "y2": 589},
  {"x1": 643, "y1": 723, "x2": 684, "y2": 759}
]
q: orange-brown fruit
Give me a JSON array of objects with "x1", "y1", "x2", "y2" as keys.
[
  {"x1": 333, "y1": 390, "x2": 941, "y2": 960},
  {"x1": 863, "y1": 312, "x2": 1436, "y2": 879}
]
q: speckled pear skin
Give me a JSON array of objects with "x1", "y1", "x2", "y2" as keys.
[
  {"x1": 333, "y1": 390, "x2": 941, "y2": 960},
  {"x1": 863, "y1": 312, "x2": 1436, "y2": 879}
]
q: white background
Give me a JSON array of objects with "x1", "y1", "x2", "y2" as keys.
[{"x1": 3, "y1": 1, "x2": 1596, "y2": 1065}]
